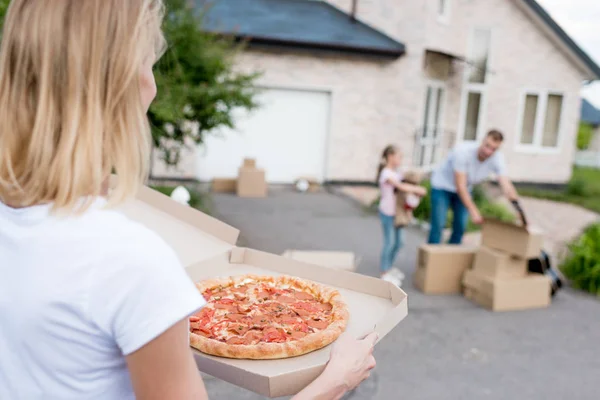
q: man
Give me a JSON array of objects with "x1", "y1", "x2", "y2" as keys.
[{"x1": 428, "y1": 129, "x2": 521, "y2": 244}]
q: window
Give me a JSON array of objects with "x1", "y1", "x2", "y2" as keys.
[
  {"x1": 468, "y1": 29, "x2": 491, "y2": 84},
  {"x1": 458, "y1": 28, "x2": 491, "y2": 141},
  {"x1": 438, "y1": 0, "x2": 450, "y2": 22},
  {"x1": 417, "y1": 82, "x2": 446, "y2": 167},
  {"x1": 518, "y1": 91, "x2": 564, "y2": 149}
]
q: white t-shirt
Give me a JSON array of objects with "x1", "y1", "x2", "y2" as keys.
[
  {"x1": 378, "y1": 168, "x2": 403, "y2": 216},
  {"x1": 0, "y1": 198, "x2": 206, "y2": 400},
  {"x1": 431, "y1": 142, "x2": 506, "y2": 192}
]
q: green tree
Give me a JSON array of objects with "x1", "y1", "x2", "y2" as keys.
[
  {"x1": 0, "y1": 0, "x2": 260, "y2": 169},
  {"x1": 577, "y1": 122, "x2": 594, "y2": 150},
  {"x1": 150, "y1": 0, "x2": 260, "y2": 167}
]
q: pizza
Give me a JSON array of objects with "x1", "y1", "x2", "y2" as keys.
[{"x1": 188, "y1": 274, "x2": 349, "y2": 359}]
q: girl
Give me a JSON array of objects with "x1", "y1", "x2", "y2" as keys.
[
  {"x1": 0, "y1": 1, "x2": 376, "y2": 399},
  {"x1": 377, "y1": 145, "x2": 427, "y2": 286}
]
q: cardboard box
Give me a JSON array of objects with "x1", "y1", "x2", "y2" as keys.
[
  {"x1": 243, "y1": 158, "x2": 256, "y2": 168},
  {"x1": 116, "y1": 185, "x2": 408, "y2": 398},
  {"x1": 281, "y1": 250, "x2": 359, "y2": 271},
  {"x1": 211, "y1": 178, "x2": 237, "y2": 193},
  {"x1": 237, "y1": 167, "x2": 267, "y2": 198},
  {"x1": 472, "y1": 246, "x2": 528, "y2": 279},
  {"x1": 462, "y1": 270, "x2": 551, "y2": 312},
  {"x1": 413, "y1": 245, "x2": 477, "y2": 294},
  {"x1": 481, "y1": 219, "x2": 544, "y2": 259}
]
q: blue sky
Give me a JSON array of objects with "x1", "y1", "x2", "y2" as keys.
[{"x1": 537, "y1": 0, "x2": 600, "y2": 107}]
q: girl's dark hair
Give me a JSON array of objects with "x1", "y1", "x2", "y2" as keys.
[{"x1": 376, "y1": 145, "x2": 397, "y2": 183}]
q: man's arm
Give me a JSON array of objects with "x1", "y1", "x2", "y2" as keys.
[
  {"x1": 454, "y1": 171, "x2": 482, "y2": 224},
  {"x1": 498, "y1": 176, "x2": 518, "y2": 202}
]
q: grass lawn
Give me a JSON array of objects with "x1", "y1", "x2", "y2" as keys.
[
  {"x1": 518, "y1": 167, "x2": 600, "y2": 214},
  {"x1": 151, "y1": 184, "x2": 211, "y2": 214}
]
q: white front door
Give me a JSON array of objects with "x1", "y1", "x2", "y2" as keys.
[{"x1": 196, "y1": 88, "x2": 331, "y2": 183}]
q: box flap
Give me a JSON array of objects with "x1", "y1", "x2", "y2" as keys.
[
  {"x1": 115, "y1": 185, "x2": 239, "y2": 267},
  {"x1": 419, "y1": 244, "x2": 478, "y2": 253},
  {"x1": 282, "y1": 250, "x2": 356, "y2": 269},
  {"x1": 484, "y1": 218, "x2": 544, "y2": 235}
]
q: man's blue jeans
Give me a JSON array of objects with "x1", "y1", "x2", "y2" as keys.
[
  {"x1": 427, "y1": 188, "x2": 469, "y2": 245},
  {"x1": 379, "y1": 211, "x2": 404, "y2": 272}
]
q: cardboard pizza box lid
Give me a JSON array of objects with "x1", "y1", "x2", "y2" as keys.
[
  {"x1": 116, "y1": 185, "x2": 238, "y2": 267},
  {"x1": 115, "y1": 184, "x2": 408, "y2": 398}
]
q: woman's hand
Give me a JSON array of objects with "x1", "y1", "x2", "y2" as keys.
[
  {"x1": 292, "y1": 332, "x2": 378, "y2": 400},
  {"x1": 327, "y1": 332, "x2": 378, "y2": 389}
]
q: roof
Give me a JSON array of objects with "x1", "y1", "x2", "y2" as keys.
[
  {"x1": 199, "y1": 0, "x2": 405, "y2": 58},
  {"x1": 581, "y1": 99, "x2": 600, "y2": 125},
  {"x1": 522, "y1": 0, "x2": 600, "y2": 79}
]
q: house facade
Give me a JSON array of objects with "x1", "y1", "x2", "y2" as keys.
[{"x1": 153, "y1": 0, "x2": 600, "y2": 184}]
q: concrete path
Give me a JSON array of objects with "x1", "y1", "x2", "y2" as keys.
[{"x1": 203, "y1": 188, "x2": 600, "y2": 400}]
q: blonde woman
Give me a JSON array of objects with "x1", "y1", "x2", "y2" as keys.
[{"x1": 0, "y1": 1, "x2": 377, "y2": 399}]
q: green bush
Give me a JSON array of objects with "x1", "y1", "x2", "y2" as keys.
[
  {"x1": 560, "y1": 223, "x2": 600, "y2": 296},
  {"x1": 577, "y1": 123, "x2": 594, "y2": 151},
  {"x1": 566, "y1": 178, "x2": 587, "y2": 196}
]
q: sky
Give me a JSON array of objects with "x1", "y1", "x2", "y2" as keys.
[{"x1": 536, "y1": 0, "x2": 600, "y2": 107}]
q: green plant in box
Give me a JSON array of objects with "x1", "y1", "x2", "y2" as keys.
[{"x1": 560, "y1": 223, "x2": 600, "y2": 296}]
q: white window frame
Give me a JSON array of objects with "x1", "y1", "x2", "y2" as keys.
[
  {"x1": 456, "y1": 27, "x2": 493, "y2": 144},
  {"x1": 515, "y1": 89, "x2": 566, "y2": 154},
  {"x1": 437, "y1": 0, "x2": 451, "y2": 24},
  {"x1": 417, "y1": 79, "x2": 448, "y2": 170}
]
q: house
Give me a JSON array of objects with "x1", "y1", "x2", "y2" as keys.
[
  {"x1": 152, "y1": 0, "x2": 600, "y2": 185},
  {"x1": 581, "y1": 99, "x2": 600, "y2": 152}
]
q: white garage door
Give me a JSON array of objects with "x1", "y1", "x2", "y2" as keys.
[{"x1": 196, "y1": 88, "x2": 331, "y2": 183}]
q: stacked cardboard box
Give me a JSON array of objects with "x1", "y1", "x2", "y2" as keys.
[
  {"x1": 414, "y1": 245, "x2": 477, "y2": 294},
  {"x1": 237, "y1": 158, "x2": 267, "y2": 198},
  {"x1": 462, "y1": 220, "x2": 551, "y2": 312},
  {"x1": 210, "y1": 158, "x2": 267, "y2": 197}
]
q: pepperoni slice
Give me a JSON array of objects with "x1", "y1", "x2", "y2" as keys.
[
  {"x1": 257, "y1": 291, "x2": 270, "y2": 300},
  {"x1": 192, "y1": 329, "x2": 212, "y2": 338},
  {"x1": 263, "y1": 327, "x2": 287, "y2": 343},
  {"x1": 226, "y1": 313, "x2": 246, "y2": 322},
  {"x1": 291, "y1": 331, "x2": 307, "y2": 340},
  {"x1": 226, "y1": 337, "x2": 246, "y2": 345},
  {"x1": 189, "y1": 316, "x2": 200, "y2": 322},
  {"x1": 292, "y1": 302, "x2": 319, "y2": 312},
  {"x1": 307, "y1": 319, "x2": 329, "y2": 330},
  {"x1": 293, "y1": 322, "x2": 309, "y2": 333},
  {"x1": 294, "y1": 308, "x2": 311, "y2": 317},
  {"x1": 252, "y1": 315, "x2": 269, "y2": 325},
  {"x1": 278, "y1": 296, "x2": 296, "y2": 304},
  {"x1": 229, "y1": 325, "x2": 249, "y2": 336},
  {"x1": 243, "y1": 331, "x2": 262, "y2": 345},
  {"x1": 293, "y1": 291, "x2": 315, "y2": 301},
  {"x1": 317, "y1": 303, "x2": 333, "y2": 312},
  {"x1": 195, "y1": 308, "x2": 215, "y2": 319}
]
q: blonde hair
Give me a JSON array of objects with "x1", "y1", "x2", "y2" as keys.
[{"x1": 0, "y1": 0, "x2": 166, "y2": 213}]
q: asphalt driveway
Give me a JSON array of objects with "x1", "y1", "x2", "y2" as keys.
[{"x1": 203, "y1": 188, "x2": 600, "y2": 400}]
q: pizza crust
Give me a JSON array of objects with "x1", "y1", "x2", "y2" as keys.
[{"x1": 190, "y1": 275, "x2": 349, "y2": 359}]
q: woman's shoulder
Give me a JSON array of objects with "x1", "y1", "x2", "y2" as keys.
[{"x1": 79, "y1": 206, "x2": 178, "y2": 266}]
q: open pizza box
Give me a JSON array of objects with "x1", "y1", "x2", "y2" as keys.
[{"x1": 115, "y1": 185, "x2": 408, "y2": 398}]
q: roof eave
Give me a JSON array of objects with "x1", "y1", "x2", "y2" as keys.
[
  {"x1": 211, "y1": 32, "x2": 405, "y2": 59},
  {"x1": 520, "y1": 0, "x2": 600, "y2": 80}
]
